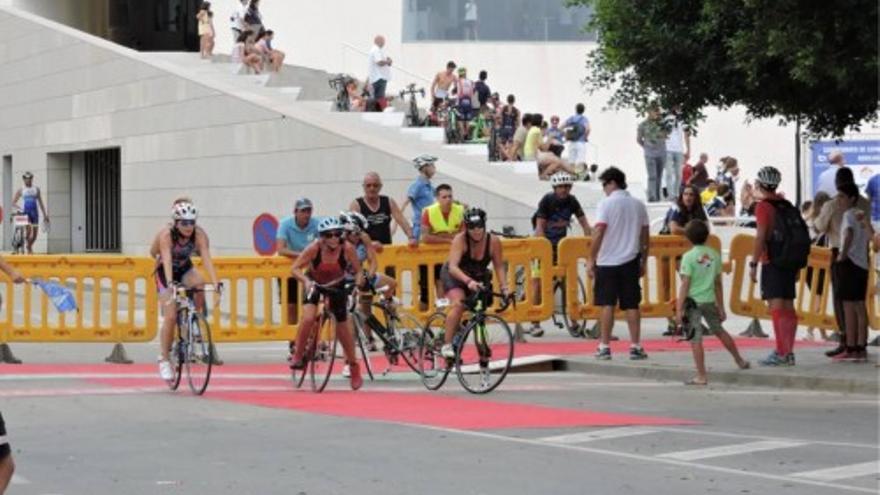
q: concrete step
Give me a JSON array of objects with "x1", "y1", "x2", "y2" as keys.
[
  {"x1": 361, "y1": 112, "x2": 405, "y2": 127},
  {"x1": 398, "y1": 127, "x2": 445, "y2": 143},
  {"x1": 443, "y1": 143, "x2": 488, "y2": 157}
]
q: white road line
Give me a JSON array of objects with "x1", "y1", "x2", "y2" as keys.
[
  {"x1": 539, "y1": 427, "x2": 657, "y2": 444},
  {"x1": 656, "y1": 440, "x2": 808, "y2": 461},
  {"x1": 402, "y1": 423, "x2": 878, "y2": 494},
  {"x1": 650, "y1": 426, "x2": 879, "y2": 450},
  {"x1": 791, "y1": 461, "x2": 880, "y2": 482},
  {"x1": 11, "y1": 474, "x2": 31, "y2": 484}
]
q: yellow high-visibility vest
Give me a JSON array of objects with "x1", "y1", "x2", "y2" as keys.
[{"x1": 426, "y1": 202, "x2": 464, "y2": 234}]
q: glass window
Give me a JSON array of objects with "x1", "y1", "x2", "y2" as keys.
[
  {"x1": 154, "y1": 0, "x2": 184, "y2": 33},
  {"x1": 402, "y1": 0, "x2": 595, "y2": 42}
]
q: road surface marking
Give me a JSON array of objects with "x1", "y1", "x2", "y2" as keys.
[
  {"x1": 656, "y1": 440, "x2": 808, "y2": 461},
  {"x1": 650, "y1": 426, "x2": 878, "y2": 450},
  {"x1": 790, "y1": 461, "x2": 880, "y2": 481},
  {"x1": 539, "y1": 427, "x2": 657, "y2": 444}
]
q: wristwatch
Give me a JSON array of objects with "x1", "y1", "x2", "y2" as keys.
[{"x1": 748, "y1": 261, "x2": 758, "y2": 268}]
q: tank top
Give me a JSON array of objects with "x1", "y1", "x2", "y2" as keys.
[
  {"x1": 356, "y1": 196, "x2": 392, "y2": 244},
  {"x1": 21, "y1": 186, "x2": 38, "y2": 210},
  {"x1": 168, "y1": 228, "x2": 199, "y2": 274},
  {"x1": 310, "y1": 245, "x2": 349, "y2": 285},
  {"x1": 501, "y1": 106, "x2": 518, "y2": 129},
  {"x1": 460, "y1": 233, "x2": 492, "y2": 280},
  {"x1": 457, "y1": 79, "x2": 475, "y2": 99}
]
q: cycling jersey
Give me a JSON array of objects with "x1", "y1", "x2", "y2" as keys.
[
  {"x1": 21, "y1": 186, "x2": 39, "y2": 224},
  {"x1": 304, "y1": 244, "x2": 351, "y2": 321},
  {"x1": 441, "y1": 233, "x2": 493, "y2": 294},
  {"x1": 155, "y1": 228, "x2": 200, "y2": 289}
]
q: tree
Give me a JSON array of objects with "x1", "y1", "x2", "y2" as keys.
[{"x1": 570, "y1": 0, "x2": 879, "y2": 137}]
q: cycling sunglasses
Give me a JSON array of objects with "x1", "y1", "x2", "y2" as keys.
[
  {"x1": 321, "y1": 231, "x2": 343, "y2": 239},
  {"x1": 178, "y1": 220, "x2": 196, "y2": 227}
]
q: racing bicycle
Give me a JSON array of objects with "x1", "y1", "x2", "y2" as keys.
[
  {"x1": 167, "y1": 284, "x2": 222, "y2": 395},
  {"x1": 291, "y1": 280, "x2": 353, "y2": 393}
]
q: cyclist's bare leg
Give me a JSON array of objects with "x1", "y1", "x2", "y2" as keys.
[
  {"x1": 0, "y1": 454, "x2": 13, "y2": 494},
  {"x1": 25, "y1": 225, "x2": 37, "y2": 254},
  {"x1": 336, "y1": 319, "x2": 357, "y2": 364},
  {"x1": 374, "y1": 273, "x2": 396, "y2": 303},
  {"x1": 181, "y1": 270, "x2": 206, "y2": 313},
  {"x1": 357, "y1": 294, "x2": 374, "y2": 341},
  {"x1": 159, "y1": 290, "x2": 178, "y2": 361},
  {"x1": 443, "y1": 288, "x2": 466, "y2": 345},
  {"x1": 291, "y1": 303, "x2": 318, "y2": 363}
]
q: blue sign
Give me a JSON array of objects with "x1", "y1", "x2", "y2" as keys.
[
  {"x1": 252, "y1": 213, "x2": 279, "y2": 256},
  {"x1": 810, "y1": 139, "x2": 880, "y2": 195}
]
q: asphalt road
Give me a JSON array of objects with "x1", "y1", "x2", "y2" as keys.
[{"x1": 1, "y1": 341, "x2": 877, "y2": 495}]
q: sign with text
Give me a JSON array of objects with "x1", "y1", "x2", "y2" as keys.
[{"x1": 810, "y1": 139, "x2": 880, "y2": 194}]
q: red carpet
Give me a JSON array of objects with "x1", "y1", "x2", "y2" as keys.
[{"x1": 207, "y1": 390, "x2": 698, "y2": 430}]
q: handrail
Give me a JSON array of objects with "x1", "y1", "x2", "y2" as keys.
[{"x1": 341, "y1": 42, "x2": 432, "y2": 85}]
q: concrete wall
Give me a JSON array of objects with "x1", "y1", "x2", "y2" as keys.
[{"x1": 0, "y1": 5, "x2": 536, "y2": 255}]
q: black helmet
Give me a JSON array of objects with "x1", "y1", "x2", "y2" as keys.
[{"x1": 463, "y1": 207, "x2": 487, "y2": 228}]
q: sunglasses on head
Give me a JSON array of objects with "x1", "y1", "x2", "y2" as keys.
[
  {"x1": 178, "y1": 220, "x2": 196, "y2": 227},
  {"x1": 321, "y1": 231, "x2": 343, "y2": 239}
]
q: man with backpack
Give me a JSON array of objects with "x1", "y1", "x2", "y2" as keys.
[
  {"x1": 563, "y1": 103, "x2": 590, "y2": 172},
  {"x1": 749, "y1": 166, "x2": 810, "y2": 366}
]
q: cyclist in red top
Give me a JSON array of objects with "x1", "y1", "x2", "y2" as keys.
[{"x1": 289, "y1": 216, "x2": 365, "y2": 389}]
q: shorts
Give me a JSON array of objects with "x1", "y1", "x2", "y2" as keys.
[
  {"x1": 499, "y1": 127, "x2": 514, "y2": 143},
  {"x1": 836, "y1": 259, "x2": 868, "y2": 301},
  {"x1": 0, "y1": 412, "x2": 9, "y2": 460},
  {"x1": 759, "y1": 263, "x2": 797, "y2": 301},
  {"x1": 155, "y1": 264, "x2": 194, "y2": 291},
  {"x1": 685, "y1": 302, "x2": 723, "y2": 344},
  {"x1": 439, "y1": 262, "x2": 489, "y2": 295},
  {"x1": 302, "y1": 283, "x2": 348, "y2": 322},
  {"x1": 458, "y1": 98, "x2": 474, "y2": 121},
  {"x1": 594, "y1": 255, "x2": 641, "y2": 310},
  {"x1": 24, "y1": 206, "x2": 38, "y2": 225}
]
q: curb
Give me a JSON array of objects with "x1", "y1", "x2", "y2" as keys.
[{"x1": 553, "y1": 358, "x2": 879, "y2": 395}]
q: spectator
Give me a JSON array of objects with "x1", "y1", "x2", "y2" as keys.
[
  {"x1": 231, "y1": 30, "x2": 262, "y2": 73},
  {"x1": 530, "y1": 172, "x2": 591, "y2": 336},
  {"x1": 803, "y1": 192, "x2": 832, "y2": 342},
  {"x1": 349, "y1": 172, "x2": 416, "y2": 247},
  {"x1": 636, "y1": 103, "x2": 668, "y2": 202},
  {"x1": 504, "y1": 113, "x2": 531, "y2": 161},
  {"x1": 717, "y1": 156, "x2": 740, "y2": 195},
  {"x1": 12, "y1": 171, "x2": 49, "y2": 254},
  {"x1": 814, "y1": 166, "x2": 872, "y2": 357},
  {"x1": 660, "y1": 185, "x2": 708, "y2": 235},
  {"x1": 276, "y1": 197, "x2": 319, "y2": 325},
  {"x1": 706, "y1": 184, "x2": 733, "y2": 217},
  {"x1": 431, "y1": 61, "x2": 457, "y2": 111},
  {"x1": 464, "y1": 0, "x2": 479, "y2": 40},
  {"x1": 563, "y1": 103, "x2": 590, "y2": 172},
  {"x1": 865, "y1": 172, "x2": 880, "y2": 231},
  {"x1": 700, "y1": 179, "x2": 718, "y2": 205},
  {"x1": 832, "y1": 182, "x2": 871, "y2": 362},
  {"x1": 402, "y1": 155, "x2": 437, "y2": 307},
  {"x1": 487, "y1": 92, "x2": 501, "y2": 114},
  {"x1": 536, "y1": 141, "x2": 576, "y2": 179},
  {"x1": 750, "y1": 166, "x2": 802, "y2": 366},
  {"x1": 421, "y1": 184, "x2": 465, "y2": 244},
  {"x1": 367, "y1": 35, "x2": 392, "y2": 101},
  {"x1": 688, "y1": 153, "x2": 710, "y2": 191},
  {"x1": 229, "y1": 0, "x2": 247, "y2": 43},
  {"x1": 454, "y1": 67, "x2": 476, "y2": 140},
  {"x1": 346, "y1": 79, "x2": 366, "y2": 111},
  {"x1": 681, "y1": 160, "x2": 694, "y2": 189},
  {"x1": 523, "y1": 113, "x2": 543, "y2": 161},
  {"x1": 546, "y1": 115, "x2": 564, "y2": 144},
  {"x1": 676, "y1": 219, "x2": 750, "y2": 385},
  {"x1": 589, "y1": 167, "x2": 650, "y2": 360},
  {"x1": 242, "y1": 0, "x2": 263, "y2": 41},
  {"x1": 739, "y1": 179, "x2": 757, "y2": 216},
  {"x1": 664, "y1": 108, "x2": 691, "y2": 199},
  {"x1": 817, "y1": 149, "x2": 846, "y2": 197},
  {"x1": 498, "y1": 94, "x2": 520, "y2": 147},
  {"x1": 256, "y1": 30, "x2": 285, "y2": 72},
  {"x1": 474, "y1": 70, "x2": 491, "y2": 109},
  {"x1": 196, "y1": 2, "x2": 215, "y2": 59}
]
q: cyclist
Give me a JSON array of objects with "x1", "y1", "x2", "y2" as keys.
[
  {"x1": 12, "y1": 171, "x2": 49, "y2": 254},
  {"x1": 529, "y1": 172, "x2": 591, "y2": 336},
  {"x1": 288, "y1": 216, "x2": 365, "y2": 390},
  {"x1": 439, "y1": 207, "x2": 508, "y2": 358},
  {"x1": 150, "y1": 199, "x2": 221, "y2": 382},
  {"x1": 453, "y1": 66, "x2": 476, "y2": 141}
]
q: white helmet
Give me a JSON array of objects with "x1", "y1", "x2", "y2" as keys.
[
  {"x1": 756, "y1": 166, "x2": 781, "y2": 188},
  {"x1": 550, "y1": 172, "x2": 575, "y2": 187},
  {"x1": 317, "y1": 216, "x2": 343, "y2": 233},
  {"x1": 413, "y1": 154, "x2": 438, "y2": 171},
  {"x1": 339, "y1": 211, "x2": 368, "y2": 232},
  {"x1": 171, "y1": 202, "x2": 198, "y2": 221}
]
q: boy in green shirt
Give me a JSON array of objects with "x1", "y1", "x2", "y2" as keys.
[{"x1": 676, "y1": 220, "x2": 750, "y2": 385}]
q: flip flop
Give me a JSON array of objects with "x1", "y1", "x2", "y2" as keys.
[{"x1": 684, "y1": 378, "x2": 708, "y2": 386}]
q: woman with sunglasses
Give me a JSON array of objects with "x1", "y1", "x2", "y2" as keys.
[
  {"x1": 288, "y1": 216, "x2": 365, "y2": 390},
  {"x1": 438, "y1": 207, "x2": 508, "y2": 358},
  {"x1": 150, "y1": 199, "x2": 220, "y2": 382}
]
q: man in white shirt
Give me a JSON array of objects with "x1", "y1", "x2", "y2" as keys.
[
  {"x1": 464, "y1": 0, "x2": 478, "y2": 40},
  {"x1": 816, "y1": 149, "x2": 845, "y2": 196},
  {"x1": 588, "y1": 167, "x2": 650, "y2": 361},
  {"x1": 664, "y1": 110, "x2": 690, "y2": 200},
  {"x1": 367, "y1": 35, "x2": 392, "y2": 101}
]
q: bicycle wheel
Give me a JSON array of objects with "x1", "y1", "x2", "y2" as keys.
[
  {"x1": 560, "y1": 278, "x2": 589, "y2": 338},
  {"x1": 351, "y1": 312, "x2": 374, "y2": 381},
  {"x1": 167, "y1": 315, "x2": 185, "y2": 391},
  {"x1": 455, "y1": 314, "x2": 515, "y2": 394},
  {"x1": 310, "y1": 313, "x2": 338, "y2": 392},
  {"x1": 11, "y1": 228, "x2": 23, "y2": 254},
  {"x1": 419, "y1": 312, "x2": 450, "y2": 390},
  {"x1": 387, "y1": 311, "x2": 424, "y2": 374},
  {"x1": 185, "y1": 312, "x2": 213, "y2": 395}
]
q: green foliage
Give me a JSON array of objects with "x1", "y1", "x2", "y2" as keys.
[{"x1": 569, "y1": 0, "x2": 879, "y2": 137}]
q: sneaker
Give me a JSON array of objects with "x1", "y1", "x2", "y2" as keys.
[
  {"x1": 349, "y1": 362, "x2": 363, "y2": 390},
  {"x1": 595, "y1": 347, "x2": 611, "y2": 360},
  {"x1": 342, "y1": 364, "x2": 351, "y2": 378},
  {"x1": 441, "y1": 344, "x2": 455, "y2": 359},
  {"x1": 784, "y1": 353, "x2": 796, "y2": 366},
  {"x1": 832, "y1": 350, "x2": 857, "y2": 362},
  {"x1": 529, "y1": 324, "x2": 544, "y2": 338},
  {"x1": 825, "y1": 344, "x2": 846, "y2": 357},
  {"x1": 629, "y1": 347, "x2": 648, "y2": 360},
  {"x1": 854, "y1": 348, "x2": 869, "y2": 362},
  {"x1": 759, "y1": 351, "x2": 789, "y2": 367},
  {"x1": 289, "y1": 356, "x2": 306, "y2": 370},
  {"x1": 157, "y1": 358, "x2": 174, "y2": 381}
]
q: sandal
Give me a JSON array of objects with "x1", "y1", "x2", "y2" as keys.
[{"x1": 684, "y1": 378, "x2": 708, "y2": 386}]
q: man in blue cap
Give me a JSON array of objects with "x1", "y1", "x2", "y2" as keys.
[{"x1": 277, "y1": 198, "x2": 320, "y2": 325}]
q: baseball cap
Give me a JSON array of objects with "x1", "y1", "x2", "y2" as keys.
[{"x1": 294, "y1": 198, "x2": 313, "y2": 211}]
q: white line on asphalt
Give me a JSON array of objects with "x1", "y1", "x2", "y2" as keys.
[
  {"x1": 650, "y1": 426, "x2": 879, "y2": 450},
  {"x1": 405, "y1": 424, "x2": 877, "y2": 494},
  {"x1": 11, "y1": 474, "x2": 30, "y2": 484},
  {"x1": 790, "y1": 461, "x2": 880, "y2": 481},
  {"x1": 656, "y1": 440, "x2": 809, "y2": 461},
  {"x1": 539, "y1": 427, "x2": 657, "y2": 444}
]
